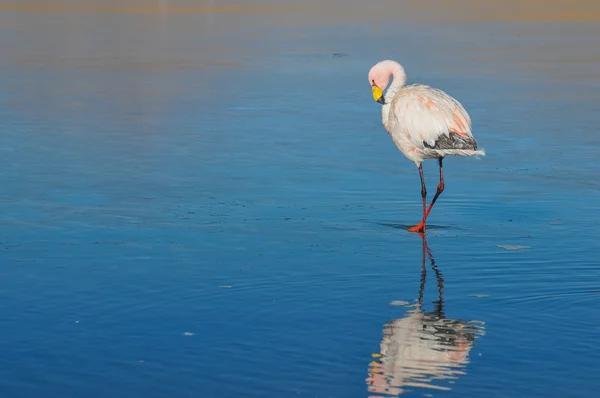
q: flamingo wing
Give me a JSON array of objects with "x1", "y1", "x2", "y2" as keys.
[{"x1": 389, "y1": 85, "x2": 476, "y2": 150}]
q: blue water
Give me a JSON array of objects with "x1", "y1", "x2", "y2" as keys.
[{"x1": 1, "y1": 6, "x2": 600, "y2": 398}]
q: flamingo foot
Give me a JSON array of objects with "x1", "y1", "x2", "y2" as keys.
[{"x1": 408, "y1": 221, "x2": 426, "y2": 233}]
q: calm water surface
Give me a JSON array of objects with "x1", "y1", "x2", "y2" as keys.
[{"x1": 1, "y1": 3, "x2": 600, "y2": 397}]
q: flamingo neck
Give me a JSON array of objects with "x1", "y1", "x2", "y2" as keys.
[{"x1": 384, "y1": 65, "x2": 406, "y2": 103}]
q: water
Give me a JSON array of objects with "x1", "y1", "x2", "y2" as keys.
[{"x1": 1, "y1": 2, "x2": 600, "y2": 397}]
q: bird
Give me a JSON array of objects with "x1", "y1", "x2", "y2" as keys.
[{"x1": 368, "y1": 60, "x2": 485, "y2": 233}]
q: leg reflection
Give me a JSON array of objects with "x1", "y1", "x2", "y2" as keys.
[{"x1": 367, "y1": 232, "x2": 485, "y2": 397}]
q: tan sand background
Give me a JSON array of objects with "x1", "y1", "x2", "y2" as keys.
[{"x1": 1, "y1": 0, "x2": 600, "y2": 22}]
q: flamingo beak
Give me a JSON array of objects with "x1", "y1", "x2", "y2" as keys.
[{"x1": 372, "y1": 84, "x2": 385, "y2": 104}]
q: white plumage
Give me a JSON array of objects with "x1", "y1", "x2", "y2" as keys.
[{"x1": 370, "y1": 60, "x2": 485, "y2": 165}]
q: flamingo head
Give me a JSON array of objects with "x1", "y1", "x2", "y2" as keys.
[{"x1": 368, "y1": 60, "x2": 405, "y2": 105}]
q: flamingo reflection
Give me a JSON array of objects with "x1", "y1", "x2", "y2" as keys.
[{"x1": 366, "y1": 233, "x2": 485, "y2": 396}]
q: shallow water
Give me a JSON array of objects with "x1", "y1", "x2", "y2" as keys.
[{"x1": 1, "y1": 2, "x2": 600, "y2": 397}]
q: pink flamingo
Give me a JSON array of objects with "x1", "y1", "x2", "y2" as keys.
[{"x1": 368, "y1": 60, "x2": 485, "y2": 233}]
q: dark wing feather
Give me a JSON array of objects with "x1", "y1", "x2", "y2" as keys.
[{"x1": 423, "y1": 131, "x2": 478, "y2": 150}]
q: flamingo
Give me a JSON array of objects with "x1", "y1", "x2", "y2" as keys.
[{"x1": 368, "y1": 60, "x2": 485, "y2": 233}]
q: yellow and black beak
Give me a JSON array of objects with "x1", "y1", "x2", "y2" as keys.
[{"x1": 371, "y1": 83, "x2": 385, "y2": 105}]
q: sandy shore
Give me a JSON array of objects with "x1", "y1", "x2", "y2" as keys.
[{"x1": 1, "y1": 0, "x2": 600, "y2": 22}]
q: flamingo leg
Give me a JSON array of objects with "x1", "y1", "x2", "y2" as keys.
[
  {"x1": 408, "y1": 158, "x2": 445, "y2": 233},
  {"x1": 418, "y1": 164, "x2": 427, "y2": 217},
  {"x1": 408, "y1": 163, "x2": 427, "y2": 233},
  {"x1": 425, "y1": 157, "x2": 445, "y2": 218}
]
